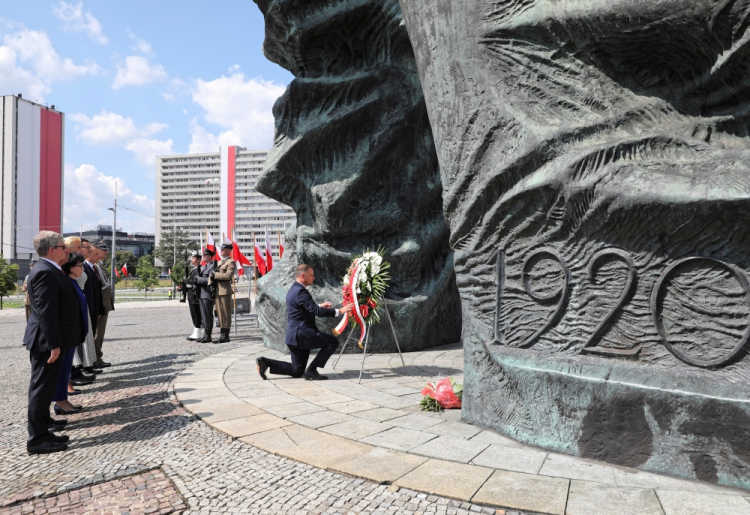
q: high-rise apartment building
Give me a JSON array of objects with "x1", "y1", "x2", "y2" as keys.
[
  {"x1": 155, "y1": 147, "x2": 295, "y2": 260},
  {"x1": 0, "y1": 94, "x2": 64, "y2": 265}
]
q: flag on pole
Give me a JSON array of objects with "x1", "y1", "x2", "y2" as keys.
[
  {"x1": 168, "y1": 268, "x2": 172, "y2": 275},
  {"x1": 114, "y1": 266, "x2": 120, "y2": 278},
  {"x1": 265, "y1": 227, "x2": 273, "y2": 272},
  {"x1": 206, "y1": 229, "x2": 220, "y2": 261},
  {"x1": 231, "y1": 228, "x2": 251, "y2": 277},
  {"x1": 254, "y1": 234, "x2": 267, "y2": 276},
  {"x1": 279, "y1": 231, "x2": 284, "y2": 259},
  {"x1": 121, "y1": 264, "x2": 129, "y2": 277}
]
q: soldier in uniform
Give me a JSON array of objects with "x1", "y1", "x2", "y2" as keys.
[
  {"x1": 194, "y1": 249, "x2": 217, "y2": 343},
  {"x1": 183, "y1": 251, "x2": 203, "y2": 341},
  {"x1": 213, "y1": 243, "x2": 236, "y2": 343}
]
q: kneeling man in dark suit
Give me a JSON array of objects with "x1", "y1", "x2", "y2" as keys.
[{"x1": 257, "y1": 264, "x2": 353, "y2": 380}]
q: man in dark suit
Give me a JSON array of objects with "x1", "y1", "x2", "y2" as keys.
[
  {"x1": 256, "y1": 264, "x2": 353, "y2": 380},
  {"x1": 24, "y1": 231, "x2": 85, "y2": 454},
  {"x1": 194, "y1": 249, "x2": 217, "y2": 343}
]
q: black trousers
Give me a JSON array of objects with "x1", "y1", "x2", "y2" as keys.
[
  {"x1": 199, "y1": 298, "x2": 215, "y2": 333},
  {"x1": 188, "y1": 293, "x2": 202, "y2": 328},
  {"x1": 28, "y1": 349, "x2": 64, "y2": 446},
  {"x1": 268, "y1": 333, "x2": 339, "y2": 378}
]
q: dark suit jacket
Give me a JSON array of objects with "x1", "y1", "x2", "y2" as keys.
[
  {"x1": 195, "y1": 262, "x2": 216, "y2": 299},
  {"x1": 23, "y1": 259, "x2": 85, "y2": 353},
  {"x1": 285, "y1": 281, "x2": 336, "y2": 347},
  {"x1": 83, "y1": 262, "x2": 103, "y2": 328}
]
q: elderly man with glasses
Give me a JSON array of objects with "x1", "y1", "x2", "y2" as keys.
[{"x1": 23, "y1": 231, "x2": 85, "y2": 454}]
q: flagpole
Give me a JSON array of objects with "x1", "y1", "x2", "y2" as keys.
[{"x1": 231, "y1": 227, "x2": 237, "y2": 336}]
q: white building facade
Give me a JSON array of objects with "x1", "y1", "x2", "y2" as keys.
[
  {"x1": 0, "y1": 94, "x2": 64, "y2": 264},
  {"x1": 155, "y1": 147, "x2": 295, "y2": 261}
]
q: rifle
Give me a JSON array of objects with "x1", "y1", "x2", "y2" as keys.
[{"x1": 179, "y1": 249, "x2": 189, "y2": 303}]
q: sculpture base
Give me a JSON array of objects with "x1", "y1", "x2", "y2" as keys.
[
  {"x1": 255, "y1": 226, "x2": 462, "y2": 354},
  {"x1": 462, "y1": 338, "x2": 750, "y2": 491}
]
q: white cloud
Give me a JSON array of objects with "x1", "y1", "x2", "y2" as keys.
[
  {"x1": 125, "y1": 28, "x2": 151, "y2": 54},
  {"x1": 5, "y1": 29, "x2": 99, "y2": 81},
  {"x1": 191, "y1": 71, "x2": 285, "y2": 150},
  {"x1": 113, "y1": 55, "x2": 167, "y2": 89},
  {"x1": 0, "y1": 46, "x2": 50, "y2": 101},
  {"x1": 188, "y1": 118, "x2": 221, "y2": 154},
  {"x1": 69, "y1": 110, "x2": 167, "y2": 145},
  {"x1": 125, "y1": 138, "x2": 174, "y2": 166},
  {"x1": 53, "y1": 2, "x2": 107, "y2": 44},
  {"x1": 0, "y1": 28, "x2": 98, "y2": 102},
  {"x1": 63, "y1": 163, "x2": 154, "y2": 233}
]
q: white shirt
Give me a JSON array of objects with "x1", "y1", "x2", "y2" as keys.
[{"x1": 40, "y1": 257, "x2": 62, "y2": 270}]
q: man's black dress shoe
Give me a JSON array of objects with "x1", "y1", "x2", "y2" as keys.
[
  {"x1": 54, "y1": 405, "x2": 82, "y2": 416},
  {"x1": 27, "y1": 440, "x2": 67, "y2": 455},
  {"x1": 256, "y1": 357, "x2": 269, "y2": 380},
  {"x1": 49, "y1": 418, "x2": 67, "y2": 426},
  {"x1": 304, "y1": 369, "x2": 328, "y2": 381},
  {"x1": 70, "y1": 378, "x2": 92, "y2": 386},
  {"x1": 49, "y1": 433, "x2": 70, "y2": 444},
  {"x1": 77, "y1": 371, "x2": 96, "y2": 380},
  {"x1": 83, "y1": 367, "x2": 102, "y2": 375},
  {"x1": 93, "y1": 360, "x2": 111, "y2": 368},
  {"x1": 48, "y1": 423, "x2": 67, "y2": 432}
]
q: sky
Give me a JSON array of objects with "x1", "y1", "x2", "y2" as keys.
[{"x1": 0, "y1": 1, "x2": 293, "y2": 234}]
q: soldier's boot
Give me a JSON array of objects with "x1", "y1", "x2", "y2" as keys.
[
  {"x1": 187, "y1": 327, "x2": 200, "y2": 341},
  {"x1": 200, "y1": 330, "x2": 212, "y2": 343},
  {"x1": 217, "y1": 329, "x2": 230, "y2": 343}
]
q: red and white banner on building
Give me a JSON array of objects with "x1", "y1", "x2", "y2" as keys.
[
  {"x1": 220, "y1": 146, "x2": 239, "y2": 243},
  {"x1": 1, "y1": 96, "x2": 64, "y2": 258}
]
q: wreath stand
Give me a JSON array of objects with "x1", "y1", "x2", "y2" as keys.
[{"x1": 331, "y1": 296, "x2": 405, "y2": 383}]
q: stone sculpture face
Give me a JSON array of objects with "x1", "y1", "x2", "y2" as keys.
[
  {"x1": 399, "y1": 0, "x2": 750, "y2": 489},
  {"x1": 251, "y1": 0, "x2": 462, "y2": 353}
]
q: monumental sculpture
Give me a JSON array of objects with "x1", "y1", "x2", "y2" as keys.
[
  {"x1": 251, "y1": 0, "x2": 462, "y2": 353},
  {"x1": 399, "y1": 0, "x2": 750, "y2": 489}
]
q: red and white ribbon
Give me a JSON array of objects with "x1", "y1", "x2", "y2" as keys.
[{"x1": 333, "y1": 260, "x2": 367, "y2": 346}]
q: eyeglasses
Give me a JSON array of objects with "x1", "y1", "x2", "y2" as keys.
[{"x1": 53, "y1": 245, "x2": 67, "y2": 250}]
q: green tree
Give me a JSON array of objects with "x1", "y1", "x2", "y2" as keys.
[
  {"x1": 170, "y1": 258, "x2": 187, "y2": 285},
  {"x1": 154, "y1": 228, "x2": 197, "y2": 271},
  {"x1": 134, "y1": 254, "x2": 160, "y2": 297},
  {"x1": 0, "y1": 256, "x2": 19, "y2": 309}
]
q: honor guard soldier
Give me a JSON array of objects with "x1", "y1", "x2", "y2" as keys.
[
  {"x1": 184, "y1": 251, "x2": 203, "y2": 341},
  {"x1": 213, "y1": 243, "x2": 236, "y2": 343},
  {"x1": 194, "y1": 249, "x2": 217, "y2": 343}
]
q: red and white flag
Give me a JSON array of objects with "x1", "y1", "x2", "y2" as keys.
[
  {"x1": 231, "y1": 228, "x2": 251, "y2": 277},
  {"x1": 254, "y1": 234, "x2": 267, "y2": 276},
  {"x1": 114, "y1": 266, "x2": 120, "y2": 278},
  {"x1": 121, "y1": 264, "x2": 128, "y2": 277},
  {"x1": 265, "y1": 227, "x2": 273, "y2": 272},
  {"x1": 206, "y1": 229, "x2": 220, "y2": 261},
  {"x1": 279, "y1": 232, "x2": 284, "y2": 259}
]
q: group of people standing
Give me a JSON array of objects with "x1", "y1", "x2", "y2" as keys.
[
  {"x1": 23, "y1": 231, "x2": 114, "y2": 455},
  {"x1": 182, "y1": 243, "x2": 236, "y2": 343}
]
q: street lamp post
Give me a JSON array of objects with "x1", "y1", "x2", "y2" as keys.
[{"x1": 108, "y1": 182, "x2": 117, "y2": 302}]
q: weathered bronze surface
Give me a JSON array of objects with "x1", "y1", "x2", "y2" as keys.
[
  {"x1": 251, "y1": 0, "x2": 461, "y2": 353},
  {"x1": 399, "y1": 0, "x2": 750, "y2": 489}
]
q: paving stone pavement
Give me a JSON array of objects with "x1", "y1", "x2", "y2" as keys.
[
  {"x1": 0, "y1": 304, "x2": 516, "y2": 515},
  {"x1": 176, "y1": 336, "x2": 750, "y2": 515}
]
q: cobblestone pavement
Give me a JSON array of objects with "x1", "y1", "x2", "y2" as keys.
[
  {"x1": 0, "y1": 469, "x2": 185, "y2": 515},
  {"x1": 0, "y1": 305, "x2": 512, "y2": 515}
]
